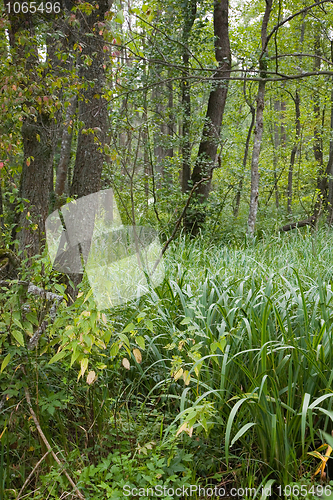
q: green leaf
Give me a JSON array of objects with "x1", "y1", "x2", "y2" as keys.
[
  {"x1": 180, "y1": 317, "x2": 191, "y2": 325},
  {"x1": 115, "y1": 9, "x2": 124, "y2": 23},
  {"x1": 54, "y1": 284, "x2": 65, "y2": 294},
  {"x1": 118, "y1": 333, "x2": 130, "y2": 348},
  {"x1": 136, "y1": 336, "x2": 145, "y2": 350},
  {"x1": 225, "y1": 398, "x2": 249, "y2": 466},
  {"x1": 49, "y1": 350, "x2": 68, "y2": 365},
  {"x1": 145, "y1": 319, "x2": 154, "y2": 332},
  {"x1": 122, "y1": 323, "x2": 136, "y2": 333},
  {"x1": 301, "y1": 393, "x2": 311, "y2": 454},
  {"x1": 1, "y1": 353, "x2": 11, "y2": 373},
  {"x1": 230, "y1": 422, "x2": 256, "y2": 447},
  {"x1": 26, "y1": 312, "x2": 39, "y2": 326},
  {"x1": 309, "y1": 393, "x2": 333, "y2": 410},
  {"x1": 320, "y1": 431, "x2": 333, "y2": 451},
  {"x1": 13, "y1": 317, "x2": 23, "y2": 330},
  {"x1": 12, "y1": 330, "x2": 24, "y2": 347}
]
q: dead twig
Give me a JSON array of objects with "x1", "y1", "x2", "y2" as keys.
[
  {"x1": 23, "y1": 383, "x2": 86, "y2": 500},
  {"x1": 16, "y1": 450, "x2": 51, "y2": 500}
]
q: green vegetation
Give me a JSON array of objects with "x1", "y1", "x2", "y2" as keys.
[
  {"x1": 2, "y1": 0, "x2": 333, "y2": 497},
  {"x1": 2, "y1": 228, "x2": 333, "y2": 498}
]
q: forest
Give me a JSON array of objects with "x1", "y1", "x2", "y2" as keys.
[{"x1": 1, "y1": 0, "x2": 333, "y2": 498}]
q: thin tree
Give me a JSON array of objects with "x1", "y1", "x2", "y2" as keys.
[
  {"x1": 181, "y1": 0, "x2": 197, "y2": 193},
  {"x1": 234, "y1": 83, "x2": 255, "y2": 218},
  {"x1": 287, "y1": 90, "x2": 300, "y2": 215},
  {"x1": 326, "y1": 38, "x2": 333, "y2": 224},
  {"x1": 185, "y1": 0, "x2": 231, "y2": 235},
  {"x1": 247, "y1": 0, "x2": 273, "y2": 237}
]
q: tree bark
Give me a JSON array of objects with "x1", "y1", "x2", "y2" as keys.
[
  {"x1": 181, "y1": 0, "x2": 197, "y2": 193},
  {"x1": 247, "y1": 0, "x2": 273, "y2": 237},
  {"x1": 327, "y1": 40, "x2": 333, "y2": 225},
  {"x1": 18, "y1": 114, "x2": 55, "y2": 255},
  {"x1": 70, "y1": 0, "x2": 109, "y2": 199},
  {"x1": 287, "y1": 90, "x2": 300, "y2": 215},
  {"x1": 185, "y1": 0, "x2": 231, "y2": 234},
  {"x1": 166, "y1": 71, "x2": 174, "y2": 160},
  {"x1": 0, "y1": 182, "x2": 3, "y2": 231},
  {"x1": 7, "y1": 4, "x2": 56, "y2": 256},
  {"x1": 67, "y1": 0, "x2": 109, "y2": 297},
  {"x1": 152, "y1": 74, "x2": 168, "y2": 186},
  {"x1": 234, "y1": 102, "x2": 255, "y2": 218},
  {"x1": 55, "y1": 96, "x2": 77, "y2": 200},
  {"x1": 313, "y1": 28, "x2": 326, "y2": 214},
  {"x1": 272, "y1": 100, "x2": 281, "y2": 210}
]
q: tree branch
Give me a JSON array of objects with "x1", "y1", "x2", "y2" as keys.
[{"x1": 265, "y1": 0, "x2": 332, "y2": 53}]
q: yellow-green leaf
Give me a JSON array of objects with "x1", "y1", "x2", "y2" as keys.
[
  {"x1": 183, "y1": 370, "x2": 191, "y2": 386},
  {"x1": 79, "y1": 358, "x2": 89, "y2": 380},
  {"x1": 173, "y1": 368, "x2": 183, "y2": 381},
  {"x1": 122, "y1": 322, "x2": 136, "y2": 333},
  {"x1": 49, "y1": 350, "x2": 68, "y2": 364},
  {"x1": 12, "y1": 330, "x2": 24, "y2": 347},
  {"x1": 110, "y1": 342, "x2": 119, "y2": 357},
  {"x1": 1, "y1": 353, "x2": 11, "y2": 373},
  {"x1": 135, "y1": 336, "x2": 145, "y2": 350}
]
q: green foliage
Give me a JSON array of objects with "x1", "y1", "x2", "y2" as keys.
[{"x1": 3, "y1": 230, "x2": 333, "y2": 497}]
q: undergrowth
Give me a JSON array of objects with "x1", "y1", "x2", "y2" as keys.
[{"x1": 2, "y1": 227, "x2": 333, "y2": 498}]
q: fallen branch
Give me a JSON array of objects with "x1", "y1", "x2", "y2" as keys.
[
  {"x1": 23, "y1": 384, "x2": 86, "y2": 500},
  {"x1": 279, "y1": 215, "x2": 316, "y2": 232}
]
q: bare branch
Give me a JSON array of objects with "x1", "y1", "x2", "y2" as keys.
[{"x1": 265, "y1": 0, "x2": 333, "y2": 54}]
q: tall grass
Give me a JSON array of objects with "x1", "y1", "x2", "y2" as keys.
[{"x1": 135, "y1": 227, "x2": 333, "y2": 486}]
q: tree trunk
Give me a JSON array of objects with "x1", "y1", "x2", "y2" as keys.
[
  {"x1": 55, "y1": 96, "x2": 77, "y2": 200},
  {"x1": 70, "y1": 0, "x2": 109, "y2": 199},
  {"x1": 247, "y1": 0, "x2": 272, "y2": 237},
  {"x1": 166, "y1": 72, "x2": 174, "y2": 159},
  {"x1": 326, "y1": 40, "x2": 333, "y2": 224},
  {"x1": 185, "y1": 0, "x2": 231, "y2": 234},
  {"x1": 313, "y1": 29, "x2": 326, "y2": 214},
  {"x1": 8, "y1": 4, "x2": 55, "y2": 256},
  {"x1": 152, "y1": 76, "x2": 168, "y2": 186},
  {"x1": 247, "y1": 80, "x2": 265, "y2": 236},
  {"x1": 0, "y1": 182, "x2": 3, "y2": 231},
  {"x1": 18, "y1": 114, "x2": 55, "y2": 255},
  {"x1": 287, "y1": 91, "x2": 300, "y2": 215},
  {"x1": 279, "y1": 216, "x2": 316, "y2": 232},
  {"x1": 272, "y1": 100, "x2": 280, "y2": 210},
  {"x1": 143, "y1": 87, "x2": 150, "y2": 205},
  {"x1": 181, "y1": 0, "x2": 197, "y2": 193},
  {"x1": 67, "y1": 0, "x2": 109, "y2": 297},
  {"x1": 234, "y1": 102, "x2": 255, "y2": 218}
]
